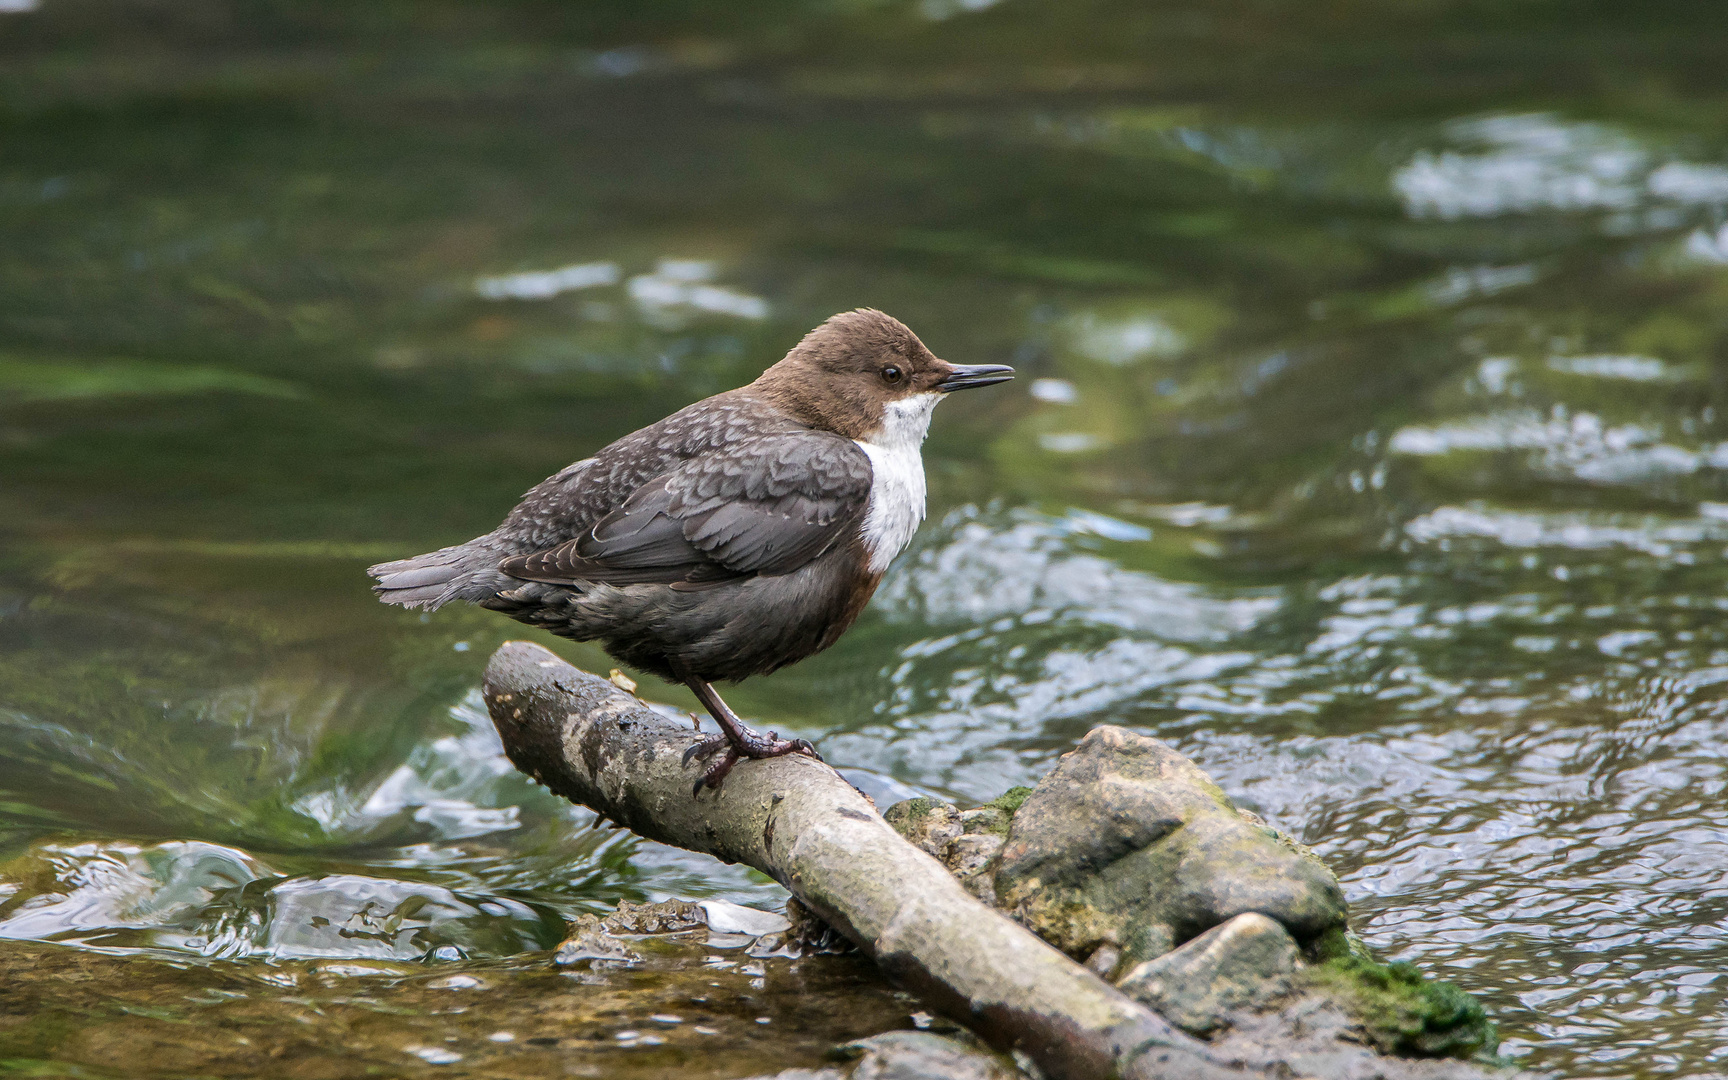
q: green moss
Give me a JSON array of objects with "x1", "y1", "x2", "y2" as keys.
[
  {"x1": 1309, "y1": 925, "x2": 1374, "y2": 964},
  {"x1": 984, "y1": 787, "x2": 1034, "y2": 817},
  {"x1": 954, "y1": 788, "x2": 1036, "y2": 838},
  {"x1": 1311, "y1": 953, "x2": 1497, "y2": 1060}
]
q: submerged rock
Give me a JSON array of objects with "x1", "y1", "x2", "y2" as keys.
[
  {"x1": 732, "y1": 1031, "x2": 1027, "y2": 1080},
  {"x1": 555, "y1": 897, "x2": 788, "y2": 966},
  {"x1": 1117, "y1": 912, "x2": 1300, "y2": 1034},
  {"x1": 554, "y1": 913, "x2": 641, "y2": 966},
  {"x1": 606, "y1": 897, "x2": 706, "y2": 933},
  {"x1": 832, "y1": 1031, "x2": 1027, "y2": 1080}
]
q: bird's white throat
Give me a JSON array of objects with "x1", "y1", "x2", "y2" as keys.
[{"x1": 855, "y1": 392, "x2": 939, "y2": 574}]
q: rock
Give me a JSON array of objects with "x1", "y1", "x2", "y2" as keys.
[
  {"x1": 554, "y1": 913, "x2": 639, "y2": 966},
  {"x1": 1210, "y1": 994, "x2": 1518, "y2": 1080},
  {"x1": 606, "y1": 898, "x2": 705, "y2": 934},
  {"x1": 1306, "y1": 942, "x2": 1498, "y2": 1059},
  {"x1": 956, "y1": 786, "x2": 1030, "y2": 838},
  {"x1": 832, "y1": 1031, "x2": 1028, "y2": 1080},
  {"x1": 1116, "y1": 912, "x2": 1300, "y2": 1034},
  {"x1": 958, "y1": 806, "x2": 1009, "y2": 835},
  {"x1": 874, "y1": 733, "x2": 1501, "y2": 1073},
  {"x1": 882, "y1": 798, "x2": 962, "y2": 858},
  {"x1": 945, "y1": 833, "x2": 1004, "y2": 905},
  {"x1": 554, "y1": 898, "x2": 709, "y2": 965},
  {"x1": 1083, "y1": 943, "x2": 1121, "y2": 978},
  {"x1": 993, "y1": 726, "x2": 1347, "y2": 972},
  {"x1": 881, "y1": 796, "x2": 1011, "y2": 905}
]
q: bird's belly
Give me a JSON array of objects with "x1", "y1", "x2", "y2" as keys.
[{"x1": 529, "y1": 548, "x2": 880, "y2": 683}]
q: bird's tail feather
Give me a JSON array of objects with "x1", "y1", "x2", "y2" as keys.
[{"x1": 368, "y1": 534, "x2": 516, "y2": 611}]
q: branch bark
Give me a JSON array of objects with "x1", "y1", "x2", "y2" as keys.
[{"x1": 484, "y1": 641, "x2": 1255, "y2": 1080}]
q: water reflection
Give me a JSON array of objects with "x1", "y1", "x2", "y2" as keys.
[{"x1": 1396, "y1": 114, "x2": 1728, "y2": 237}]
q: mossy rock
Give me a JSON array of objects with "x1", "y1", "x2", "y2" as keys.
[
  {"x1": 883, "y1": 797, "x2": 947, "y2": 827},
  {"x1": 885, "y1": 788, "x2": 1031, "y2": 851},
  {"x1": 1309, "y1": 953, "x2": 1498, "y2": 1059},
  {"x1": 994, "y1": 726, "x2": 1347, "y2": 971},
  {"x1": 883, "y1": 798, "x2": 963, "y2": 858}
]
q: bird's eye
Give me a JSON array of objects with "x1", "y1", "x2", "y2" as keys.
[{"x1": 881, "y1": 365, "x2": 904, "y2": 384}]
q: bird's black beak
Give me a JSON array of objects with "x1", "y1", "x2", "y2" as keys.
[{"x1": 936, "y1": 363, "x2": 1015, "y2": 392}]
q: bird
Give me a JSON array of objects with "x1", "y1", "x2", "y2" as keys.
[{"x1": 368, "y1": 309, "x2": 1012, "y2": 792}]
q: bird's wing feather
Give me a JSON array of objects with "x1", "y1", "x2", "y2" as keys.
[{"x1": 498, "y1": 433, "x2": 871, "y2": 588}]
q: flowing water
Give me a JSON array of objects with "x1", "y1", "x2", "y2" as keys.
[{"x1": 5, "y1": 2, "x2": 1728, "y2": 1076}]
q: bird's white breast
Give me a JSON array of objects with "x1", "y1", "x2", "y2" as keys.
[{"x1": 855, "y1": 393, "x2": 939, "y2": 574}]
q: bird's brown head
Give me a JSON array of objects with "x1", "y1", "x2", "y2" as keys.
[{"x1": 753, "y1": 309, "x2": 1013, "y2": 443}]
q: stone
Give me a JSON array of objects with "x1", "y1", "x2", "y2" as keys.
[
  {"x1": 871, "y1": 731, "x2": 1501, "y2": 1072},
  {"x1": 882, "y1": 798, "x2": 962, "y2": 859},
  {"x1": 553, "y1": 913, "x2": 638, "y2": 966},
  {"x1": 958, "y1": 806, "x2": 1009, "y2": 835},
  {"x1": 883, "y1": 798, "x2": 1012, "y2": 905},
  {"x1": 606, "y1": 898, "x2": 705, "y2": 934},
  {"x1": 1210, "y1": 994, "x2": 1518, "y2": 1080},
  {"x1": 832, "y1": 1031, "x2": 1028, "y2": 1080},
  {"x1": 882, "y1": 787, "x2": 1033, "y2": 903},
  {"x1": 993, "y1": 726, "x2": 1347, "y2": 972},
  {"x1": 945, "y1": 833, "x2": 1005, "y2": 905},
  {"x1": 1116, "y1": 912, "x2": 1300, "y2": 1034},
  {"x1": 554, "y1": 898, "x2": 709, "y2": 965},
  {"x1": 1083, "y1": 943, "x2": 1121, "y2": 978},
  {"x1": 1305, "y1": 942, "x2": 1499, "y2": 1059}
]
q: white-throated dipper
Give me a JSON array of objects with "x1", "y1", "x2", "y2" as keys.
[{"x1": 369, "y1": 310, "x2": 1012, "y2": 792}]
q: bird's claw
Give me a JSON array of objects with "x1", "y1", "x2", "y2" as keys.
[
  {"x1": 681, "y1": 734, "x2": 729, "y2": 767},
  {"x1": 685, "y1": 732, "x2": 823, "y2": 796},
  {"x1": 786, "y1": 738, "x2": 822, "y2": 761},
  {"x1": 691, "y1": 747, "x2": 741, "y2": 796}
]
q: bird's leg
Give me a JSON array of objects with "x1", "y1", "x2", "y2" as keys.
[{"x1": 672, "y1": 666, "x2": 820, "y2": 794}]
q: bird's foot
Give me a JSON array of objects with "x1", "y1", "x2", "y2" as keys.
[
  {"x1": 683, "y1": 728, "x2": 822, "y2": 795},
  {"x1": 681, "y1": 733, "x2": 730, "y2": 768}
]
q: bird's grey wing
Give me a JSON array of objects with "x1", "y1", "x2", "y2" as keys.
[
  {"x1": 495, "y1": 389, "x2": 800, "y2": 551},
  {"x1": 498, "y1": 433, "x2": 872, "y2": 589}
]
